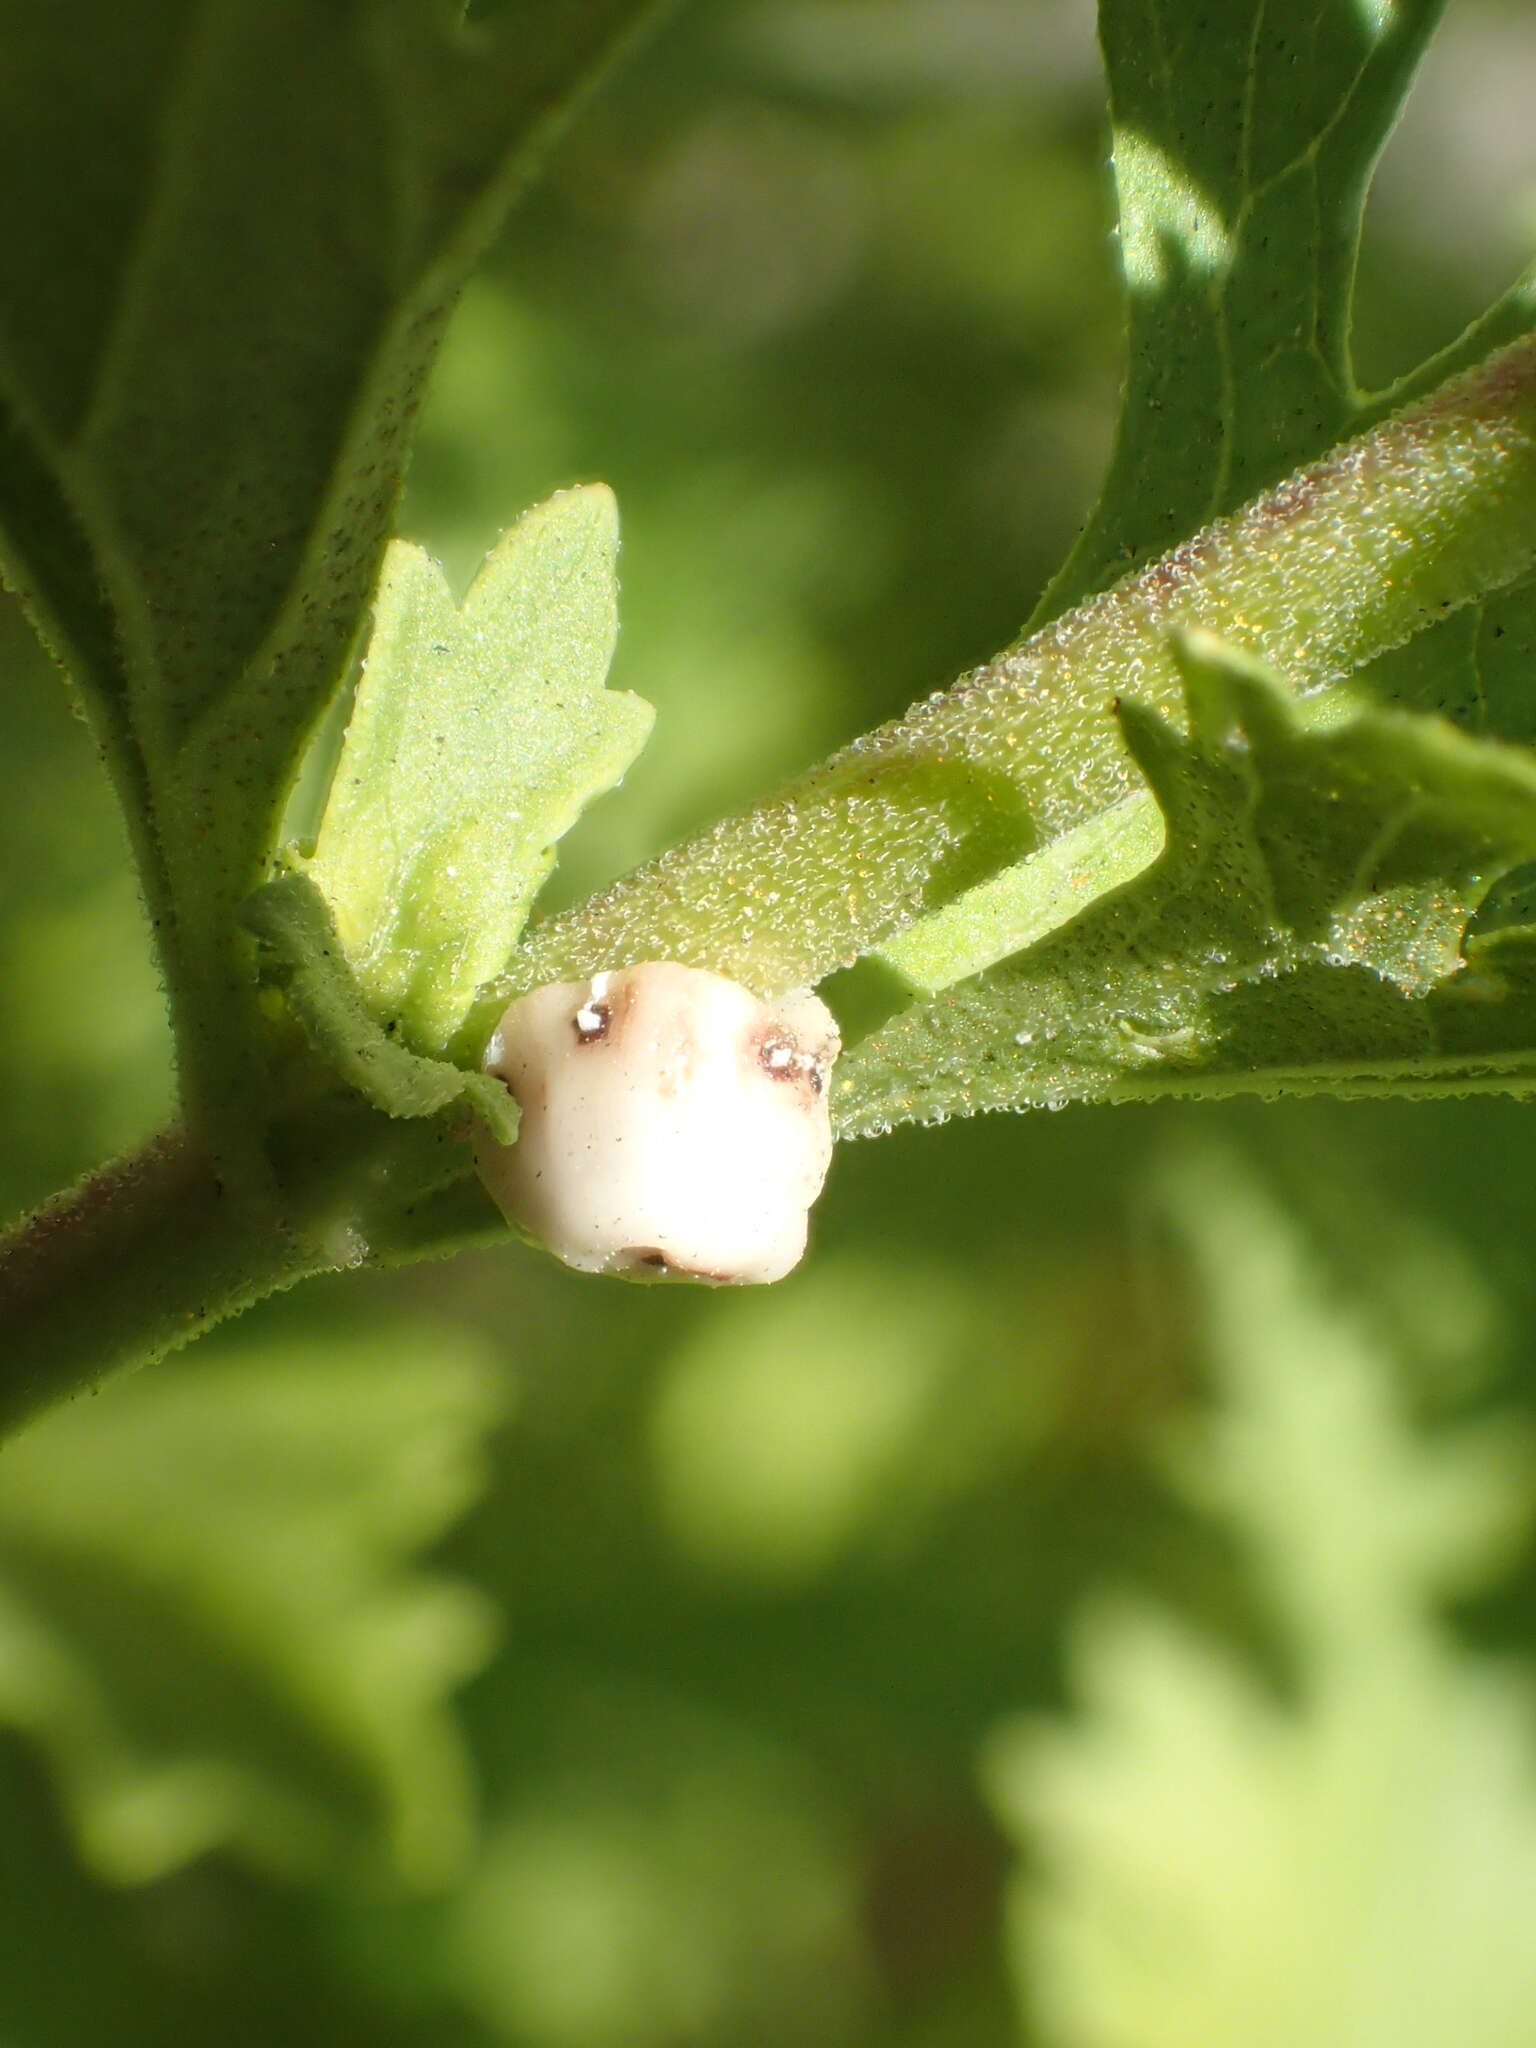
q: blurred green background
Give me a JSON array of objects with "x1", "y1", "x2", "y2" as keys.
[{"x1": 5, "y1": 3, "x2": 1536, "y2": 2042}]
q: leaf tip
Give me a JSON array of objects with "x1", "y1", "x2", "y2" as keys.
[{"x1": 540, "y1": 479, "x2": 620, "y2": 555}]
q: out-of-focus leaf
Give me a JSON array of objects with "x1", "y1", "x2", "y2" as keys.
[
  {"x1": 0, "y1": 1324, "x2": 503, "y2": 1888},
  {"x1": 987, "y1": 1151, "x2": 1536, "y2": 2048},
  {"x1": 647, "y1": 1259, "x2": 1002, "y2": 1588},
  {"x1": 837, "y1": 632, "x2": 1536, "y2": 1131},
  {"x1": 306, "y1": 488, "x2": 652, "y2": 1056},
  {"x1": 445, "y1": 1684, "x2": 865, "y2": 2048}
]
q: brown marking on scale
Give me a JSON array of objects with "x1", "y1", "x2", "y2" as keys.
[
  {"x1": 623, "y1": 1246, "x2": 734, "y2": 1284},
  {"x1": 755, "y1": 1026, "x2": 799, "y2": 1077},
  {"x1": 571, "y1": 1000, "x2": 612, "y2": 1044},
  {"x1": 746, "y1": 1018, "x2": 831, "y2": 1102},
  {"x1": 571, "y1": 971, "x2": 636, "y2": 1049}
]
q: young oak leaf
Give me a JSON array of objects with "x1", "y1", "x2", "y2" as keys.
[
  {"x1": 243, "y1": 872, "x2": 518, "y2": 1142},
  {"x1": 305, "y1": 485, "x2": 653, "y2": 1058},
  {"x1": 851, "y1": 0, "x2": 1536, "y2": 1014},
  {"x1": 836, "y1": 630, "x2": 1536, "y2": 1131}
]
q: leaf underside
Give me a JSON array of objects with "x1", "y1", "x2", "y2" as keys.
[
  {"x1": 513, "y1": 0, "x2": 1536, "y2": 1082},
  {"x1": 244, "y1": 873, "x2": 519, "y2": 1143},
  {"x1": 836, "y1": 0, "x2": 1536, "y2": 1121},
  {"x1": 837, "y1": 632, "x2": 1536, "y2": 1131}
]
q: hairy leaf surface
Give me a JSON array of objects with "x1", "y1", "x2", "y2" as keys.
[
  {"x1": 244, "y1": 874, "x2": 519, "y2": 1139},
  {"x1": 525, "y1": 2, "x2": 1536, "y2": 1022},
  {"x1": 837, "y1": 633, "x2": 1536, "y2": 1129},
  {"x1": 852, "y1": 0, "x2": 1536, "y2": 1009},
  {"x1": 306, "y1": 487, "x2": 652, "y2": 1057},
  {"x1": 1039, "y1": 0, "x2": 1443, "y2": 615}
]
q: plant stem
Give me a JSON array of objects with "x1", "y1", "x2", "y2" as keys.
[
  {"x1": 0, "y1": 1092, "x2": 502, "y2": 1438},
  {"x1": 0, "y1": 1135, "x2": 331, "y2": 1436}
]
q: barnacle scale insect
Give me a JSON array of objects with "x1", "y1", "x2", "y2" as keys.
[{"x1": 476, "y1": 961, "x2": 840, "y2": 1284}]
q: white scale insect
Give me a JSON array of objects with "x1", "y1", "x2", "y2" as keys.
[{"x1": 476, "y1": 962, "x2": 840, "y2": 1284}]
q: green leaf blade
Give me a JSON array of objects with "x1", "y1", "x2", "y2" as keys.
[
  {"x1": 1038, "y1": 0, "x2": 1447, "y2": 623},
  {"x1": 821, "y1": 0, "x2": 1535, "y2": 1104},
  {"x1": 523, "y1": 333, "x2": 1536, "y2": 1003},
  {"x1": 244, "y1": 873, "x2": 519, "y2": 1140},
  {"x1": 835, "y1": 632, "x2": 1536, "y2": 1132},
  {"x1": 306, "y1": 486, "x2": 652, "y2": 1056}
]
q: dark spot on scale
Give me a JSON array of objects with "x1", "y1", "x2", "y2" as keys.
[
  {"x1": 626, "y1": 1247, "x2": 734, "y2": 1283},
  {"x1": 758, "y1": 1034, "x2": 798, "y2": 1079},
  {"x1": 573, "y1": 1000, "x2": 611, "y2": 1044}
]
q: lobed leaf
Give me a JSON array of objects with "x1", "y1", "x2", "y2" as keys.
[
  {"x1": 836, "y1": 631, "x2": 1536, "y2": 1132},
  {"x1": 866, "y1": 0, "x2": 1536, "y2": 1002},
  {"x1": 515, "y1": 333, "x2": 1536, "y2": 1004},
  {"x1": 866, "y1": 0, "x2": 1536, "y2": 1003},
  {"x1": 305, "y1": 487, "x2": 652, "y2": 1058}
]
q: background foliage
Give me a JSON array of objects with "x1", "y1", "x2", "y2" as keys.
[{"x1": 4, "y1": 1, "x2": 1536, "y2": 2042}]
